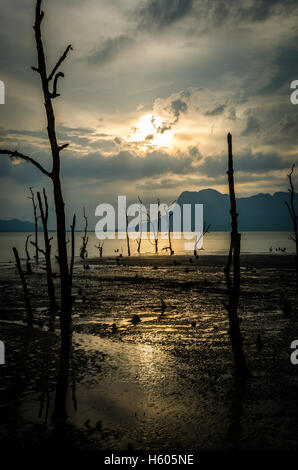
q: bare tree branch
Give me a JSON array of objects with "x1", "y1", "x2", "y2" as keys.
[
  {"x1": 50, "y1": 71, "x2": 65, "y2": 98},
  {"x1": 48, "y1": 45, "x2": 72, "y2": 82},
  {"x1": 0, "y1": 149, "x2": 51, "y2": 177}
]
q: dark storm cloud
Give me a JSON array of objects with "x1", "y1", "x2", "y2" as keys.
[
  {"x1": 60, "y1": 150, "x2": 194, "y2": 181},
  {"x1": 88, "y1": 35, "x2": 135, "y2": 65},
  {"x1": 136, "y1": 0, "x2": 298, "y2": 34},
  {"x1": 198, "y1": 149, "x2": 291, "y2": 177},
  {"x1": 137, "y1": 0, "x2": 193, "y2": 30},
  {"x1": 241, "y1": 115, "x2": 261, "y2": 136},
  {"x1": 204, "y1": 103, "x2": 226, "y2": 116},
  {"x1": 156, "y1": 97, "x2": 188, "y2": 134},
  {"x1": 259, "y1": 42, "x2": 298, "y2": 95},
  {"x1": 191, "y1": 0, "x2": 298, "y2": 28}
]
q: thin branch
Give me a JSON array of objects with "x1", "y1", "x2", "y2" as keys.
[
  {"x1": 50, "y1": 72, "x2": 65, "y2": 99},
  {"x1": 0, "y1": 149, "x2": 51, "y2": 177},
  {"x1": 30, "y1": 240, "x2": 46, "y2": 256},
  {"x1": 48, "y1": 45, "x2": 72, "y2": 82},
  {"x1": 58, "y1": 143, "x2": 69, "y2": 152}
]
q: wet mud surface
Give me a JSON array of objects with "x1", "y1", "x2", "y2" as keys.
[{"x1": 0, "y1": 255, "x2": 298, "y2": 450}]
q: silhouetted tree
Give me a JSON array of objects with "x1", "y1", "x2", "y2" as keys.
[
  {"x1": 0, "y1": 0, "x2": 73, "y2": 420},
  {"x1": 285, "y1": 164, "x2": 298, "y2": 285},
  {"x1": 13, "y1": 247, "x2": 33, "y2": 327},
  {"x1": 224, "y1": 133, "x2": 248, "y2": 378},
  {"x1": 29, "y1": 187, "x2": 40, "y2": 264},
  {"x1": 70, "y1": 214, "x2": 76, "y2": 285},
  {"x1": 80, "y1": 207, "x2": 89, "y2": 268},
  {"x1": 25, "y1": 235, "x2": 33, "y2": 274},
  {"x1": 126, "y1": 213, "x2": 131, "y2": 256},
  {"x1": 194, "y1": 221, "x2": 210, "y2": 257},
  {"x1": 95, "y1": 241, "x2": 104, "y2": 258},
  {"x1": 36, "y1": 188, "x2": 57, "y2": 331}
]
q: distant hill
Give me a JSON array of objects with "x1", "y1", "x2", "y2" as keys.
[
  {"x1": 176, "y1": 189, "x2": 298, "y2": 231},
  {"x1": 0, "y1": 219, "x2": 42, "y2": 232}
]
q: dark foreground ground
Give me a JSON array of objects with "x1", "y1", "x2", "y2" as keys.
[{"x1": 0, "y1": 254, "x2": 298, "y2": 450}]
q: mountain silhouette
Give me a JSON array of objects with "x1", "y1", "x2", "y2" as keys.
[{"x1": 176, "y1": 189, "x2": 297, "y2": 231}]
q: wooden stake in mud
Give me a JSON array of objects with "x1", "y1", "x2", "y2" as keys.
[
  {"x1": 224, "y1": 133, "x2": 248, "y2": 378},
  {"x1": 13, "y1": 247, "x2": 33, "y2": 327}
]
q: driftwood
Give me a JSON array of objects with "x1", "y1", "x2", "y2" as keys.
[
  {"x1": 13, "y1": 247, "x2": 33, "y2": 327},
  {"x1": 224, "y1": 133, "x2": 248, "y2": 378}
]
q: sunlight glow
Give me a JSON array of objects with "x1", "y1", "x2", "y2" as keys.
[{"x1": 128, "y1": 113, "x2": 173, "y2": 149}]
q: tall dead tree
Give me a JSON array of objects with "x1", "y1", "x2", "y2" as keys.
[
  {"x1": 80, "y1": 207, "x2": 89, "y2": 268},
  {"x1": 224, "y1": 133, "x2": 248, "y2": 378},
  {"x1": 95, "y1": 241, "x2": 104, "y2": 258},
  {"x1": 194, "y1": 221, "x2": 211, "y2": 257},
  {"x1": 126, "y1": 213, "x2": 131, "y2": 257},
  {"x1": 29, "y1": 187, "x2": 40, "y2": 264},
  {"x1": 285, "y1": 164, "x2": 298, "y2": 285},
  {"x1": 36, "y1": 188, "x2": 57, "y2": 331},
  {"x1": 70, "y1": 214, "x2": 76, "y2": 285},
  {"x1": 25, "y1": 235, "x2": 33, "y2": 274},
  {"x1": 13, "y1": 247, "x2": 33, "y2": 327},
  {"x1": 138, "y1": 196, "x2": 161, "y2": 254},
  {"x1": 136, "y1": 201, "x2": 143, "y2": 254},
  {"x1": 0, "y1": 0, "x2": 73, "y2": 420}
]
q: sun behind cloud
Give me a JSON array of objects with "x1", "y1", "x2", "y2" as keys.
[{"x1": 127, "y1": 113, "x2": 173, "y2": 149}]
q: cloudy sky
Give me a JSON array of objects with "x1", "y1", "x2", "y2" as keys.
[{"x1": 0, "y1": 0, "x2": 298, "y2": 228}]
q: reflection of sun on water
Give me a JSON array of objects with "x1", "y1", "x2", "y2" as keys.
[{"x1": 128, "y1": 113, "x2": 173, "y2": 149}]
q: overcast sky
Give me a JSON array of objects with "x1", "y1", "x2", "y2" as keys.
[{"x1": 0, "y1": 0, "x2": 298, "y2": 228}]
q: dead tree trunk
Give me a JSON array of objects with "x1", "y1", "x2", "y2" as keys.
[
  {"x1": 126, "y1": 213, "x2": 131, "y2": 256},
  {"x1": 29, "y1": 187, "x2": 39, "y2": 264},
  {"x1": 25, "y1": 235, "x2": 33, "y2": 274},
  {"x1": 95, "y1": 242, "x2": 104, "y2": 258},
  {"x1": 70, "y1": 214, "x2": 76, "y2": 285},
  {"x1": 37, "y1": 189, "x2": 57, "y2": 331},
  {"x1": 13, "y1": 247, "x2": 33, "y2": 327},
  {"x1": 194, "y1": 222, "x2": 210, "y2": 257},
  {"x1": 285, "y1": 164, "x2": 298, "y2": 286},
  {"x1": 80, "y1": 207, "x2": 89, "y2": 268},
  {"x1": 224, "y1": 133, "x2": 248, "y2": 379},
  {"x1": 0, "y1": 1, "x2": 74, "y2": 421}
]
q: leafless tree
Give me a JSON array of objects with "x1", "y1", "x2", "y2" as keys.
[
  {"x1": 161, "y1": 200, "x2": 176, "y2": 256},
  {"x1": 193, "y1": 221, "x2": 211, "y2": 257},
  {"x1": 25, "y1": 235, "x2": 33, "y2": 274},
  {"x1": 28, "y1": 187, "x2": 40, "y2": 264},
  {"x1": 0, "y1": 0, "x2": 73, "y2": 419},
  {"x1": 95, "y1": 241, "x2": 104, "y2": 258},
  {"x1": 33, "y1": 188, "x2": 57, "y2": 331},
  {"x1": 13, "y1": 247, "x2": 33, "y2": 327},
  {"x1": 285, "y1": 164, "x2": 298, "y2": 285},
  {"x1": 80, "y1": 207, "x2": 89, "y2": 268},
  {"x1": 70, "y1": 214, "x2": 76, "y2": 285},
  {"x1": 136, "y1": 200, "x2": 143, "y2": 254},
  {"x1": 126, "y1": 213, "x2": 131, "y2": 256},
  {"x1": 224, "y1": 133, "x2": 248, "y2": 379},
  {"x1": 138, "y1": 196, "x2": 161, "y2": 254}
]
